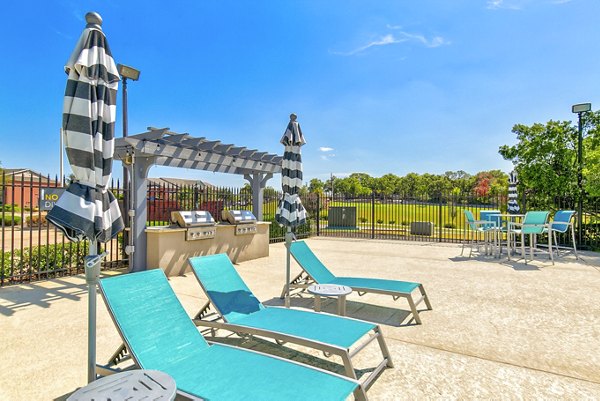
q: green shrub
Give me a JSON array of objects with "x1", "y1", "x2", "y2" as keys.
[
  {"x1": 401, "y1": 221, "x2": 409, "y2": 226},
  {"x1": 376, "y1": 219, "x2": 384, "y2": 224},
  {"x1": 1, "y1": 215, "x2": 21, "y2": 226},
  {"x1": 1, "y1": 204, "x2": 21, "y2": 213},
  {"x1": 1, "y1": 242, "x2": 92, "y2": 280},
  {"x1": 359, "y1": 217, "x2": 368, "y2": 223},
  {"x1": 443, "y1": 223, "x2": 456, "y2": 229},
  {"x1": 388, "y1": 220, "x2": 396, "y2": 225}
]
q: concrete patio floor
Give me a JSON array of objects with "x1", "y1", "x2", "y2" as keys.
[{"x1": 1, "y1": 237, "x2": 599, "y2": 400}]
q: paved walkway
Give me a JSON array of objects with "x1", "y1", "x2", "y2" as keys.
[{"x1": 0, "y1": 238, "x2": 599, "y2": 400}]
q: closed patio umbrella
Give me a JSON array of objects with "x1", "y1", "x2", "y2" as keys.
[
  {"x1": 276, "y1": 113, "x2": 307, "y2": 308},
  {"x1": 507, "y1": 170, "x2": 520, "y2": 214},
  {"x1": 46, "y1": 12, "x2": 123, "y2": 383}
]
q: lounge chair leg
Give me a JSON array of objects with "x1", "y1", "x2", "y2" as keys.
[
  {"x1": 340, "y1": 352, "x2": 358, "y2": 380},
  {"x1": 571, "y1": 225, "x2": 579, "y2": 259},
  {"x1": 353, "y1": 385, "x2": 369, "y2": 401},
  {"x1": 419, "y1": 284, "x2": 432, "y2": 310},
  {"x1": 375, "y1": 327, "x2": 394, "y2": 368},
  {"x1": 406, "y1": 296, "x2": 422, "y2": 325}
]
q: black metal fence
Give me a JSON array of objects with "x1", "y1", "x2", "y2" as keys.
[
  {"x1": 2, "y1": 172, "x2": 599, "y2": 286},
  {"x1": 1, "y1": 172, "x2": 126, "y2": 286},
  {"x1": 305, "y1": 191, "x2": 600, "y2": 250}
]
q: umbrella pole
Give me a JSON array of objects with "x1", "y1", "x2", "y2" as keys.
[
  {"x1": 285, "y1": 227, "x2": 292, "y2": 308},
  {"x1": 85, "y1": 240, "x2": 101, "y2": 383}
]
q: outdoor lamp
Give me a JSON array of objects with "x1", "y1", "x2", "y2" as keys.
[
  {"x1": 117, "y1": 64, "x2": 140, "y2": 81},
  {"x1": 572, "y1": 102, "x2": 592, "y2": 247},
  {"x1": 117, "y1": 63, "x2": 141, "y2": 261},
  {"x1": 572, "y1": 103, "x2": 591, "y2": 113}
]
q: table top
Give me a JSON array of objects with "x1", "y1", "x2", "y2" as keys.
[
  {"x1": 307, "y1": 284, "x2": 352, "y2": 297},
  {"x1": 67, "y1": 370, "x2": 176, "y2": 401}
]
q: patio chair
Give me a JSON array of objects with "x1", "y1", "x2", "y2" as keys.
[
  {"x1": 283, "y1": 240, "x2": 432, "y2": 325},
  {"x1": 98, "y1": 269, "x2": 366, "y2": 401},
  {"x1": 462, "y1": 210, "x2": 498, "y2": 257},
  {"x1": 507, "y1": 211, "x2": 553, "y2": 264},
  {"x1": 544, "y1": 210, "x2": 578, "y2": 259},
  {"x1": 188, "y1": 254, "x2": 393, "y2": 387}
]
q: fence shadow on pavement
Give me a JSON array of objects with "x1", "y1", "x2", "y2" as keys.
[{"x1": 0, "y1": 276, "x2": 88, "y2": 317}]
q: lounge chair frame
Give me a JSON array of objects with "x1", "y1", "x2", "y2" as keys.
[
  {"x1": 98, "y1": 274, "x2": 368, "y2": 401},
  {"x1": 193, "y1": 287, "x2": 393, "y2": 389},
  {"x1": 281, "y1": 268, "x2": 432, "y2": 325}
]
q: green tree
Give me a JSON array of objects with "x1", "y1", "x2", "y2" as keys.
[
  {"x1": 308, "y1": 178, "x2": 325, "y2": 195},
  {"x1": 499, "y1": 119, "x2": 578, "y2": 208},
  {"x1": 374, "y1": 173, "x2": 402, "y2": 196}
]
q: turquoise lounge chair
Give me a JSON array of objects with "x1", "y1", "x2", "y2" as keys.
[
  {"x1": 189, "y1": 254, "x2": 393, "y2": 388},
  {"x1": 98, "y1": 269, "x2": 366, "y2": 401},
  {"x1": 285, "y1": 241, "x2": 432, "y2": 325}
]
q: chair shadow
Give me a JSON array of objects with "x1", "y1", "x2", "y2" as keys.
[
  {"x1": 263, "y1": 294, "x2": 421, "y2": 327},
  {"x1": 205, "y1": 333, "x2": 376, "y2": 382},
  {"x1": 448, "y1": 254, "x2": 542, "y2": 271}
]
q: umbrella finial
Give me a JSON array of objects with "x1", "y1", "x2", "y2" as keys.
[
  {"x1": 85, "y1": 12, "x2": 103, "y2": 29},
  {"x1": 290, "y1": 113, "x2": 297, "y2": 122}
]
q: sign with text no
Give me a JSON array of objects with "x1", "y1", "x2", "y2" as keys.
[{"x1": 39, "y1": 188, "x2": 65, "y2": 211}]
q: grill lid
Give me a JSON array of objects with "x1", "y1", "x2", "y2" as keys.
[
  {"x1": 222, "y1": 210, "x2": 257, "y2": 224},
  {"x1": 171, "y1": 211, "x2": 216, "y2": 227}
]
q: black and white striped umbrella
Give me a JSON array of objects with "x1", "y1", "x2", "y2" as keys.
[
  {"x1": 46, "y1": 12, "x2": 123, "y2": 384},
  {"x1": 276, "y1": 113, "x2": 307, "y2": 308},
  {"x1": 507, "y1": 170, "x2": 520, "y2": 214},
  {"x1": 47, "y1": 13, "x2": 124, "y2": 243},
  {"x1": 276, "y1": 114, "x2": 307, "y2": 227}
]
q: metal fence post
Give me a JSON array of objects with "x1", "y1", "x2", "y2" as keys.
[
  {"x1": 438, "y1": 195, "x2": 443, "y2": 242},
  {"x1": 371, "y1": 192, "x2": 375, "y2": 239},
  {"x1": 316, "y1": 193, "x2": 320, "y2": 236}
]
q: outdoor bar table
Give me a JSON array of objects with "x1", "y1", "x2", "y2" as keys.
[
  {"x1": 307, "y1": 284, "x2": 352, "y2": 316},
  {"x1": 67, "y1": 370, "x2": 176, "y2": 401},
  {"x1": 489, "y1": 213, "x2": 525, "y2": 258}
]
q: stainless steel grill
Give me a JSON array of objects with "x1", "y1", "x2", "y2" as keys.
[
  {"x1": 171, "y1": 211, "x2": 216, "y2": 241},
  {"x1": 221, "y1": 210, "x2": 258, "y2": 235}
]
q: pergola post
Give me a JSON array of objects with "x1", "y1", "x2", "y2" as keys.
[
  {"x1": 126, "y1": 155, "x2": 155, "y2": 272},
  {"x1": 244, "y1": 172, "x2": 273, "y2": 221}
]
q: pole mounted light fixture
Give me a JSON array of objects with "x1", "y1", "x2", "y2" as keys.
[
  {"x1": 117, "y1": 63, "x2": 141, "y2": 81},
  {"x1": 117, "y1": 63, "x2": 140, "y2": 263},
  {"x1": 572, "y1": 102, "x2": 592, "y2": 247}
]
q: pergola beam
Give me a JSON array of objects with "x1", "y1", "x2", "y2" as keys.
[{"x1": 114, "y1": 128, "x2": 282, "y2": 272}]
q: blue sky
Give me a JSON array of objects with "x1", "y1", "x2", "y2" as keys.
[{"x1": 1, "y1": 0, "x2": 599, "y2": 188}]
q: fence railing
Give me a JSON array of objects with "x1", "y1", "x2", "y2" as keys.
[
  {"x1": 2, "y1": 172, "x2": 599, "y2": 286},
  {"x1": 307, "y1": 191, "x2": 600, "y2": 250},
  {"x1": 1, "y1": 172, "x2": 126, "y2": 286}
]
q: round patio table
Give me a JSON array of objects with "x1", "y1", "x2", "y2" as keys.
[
  {"x1": 307, "y1": 284, "x2": 352, "y2": 316},
  {"x1": 67, "y1": 369, "x2": 176, "y2": 401}
]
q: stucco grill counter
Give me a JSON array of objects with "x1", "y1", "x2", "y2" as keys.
[{"x1": 146, "y1": 210, "x2": 270, "y2": 276}]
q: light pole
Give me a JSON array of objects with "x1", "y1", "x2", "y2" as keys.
[
  {"x1": 571, "y1": 102, "x2": 592, "y2": 246},
  {"x1": 117, "y1": 64, "x2": 140, "y2": 259}
]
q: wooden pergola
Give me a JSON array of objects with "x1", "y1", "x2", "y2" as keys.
[{"x1": 113, "y1": 127, "x2": 282, "y2": 271}]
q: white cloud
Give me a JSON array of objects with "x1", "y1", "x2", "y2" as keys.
[
  {"x1": 332, "y1": 28, "x2": 449, "y2": 56},
  {"x1": 486, "y1": 0, "x2": 522, "y2": 10},
  {"x1": 332, "y1": 34, "x2": 405, "y2": 56},
  {"x1": 319, "y1": 147, "x2": 334, "y2": 152}
]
